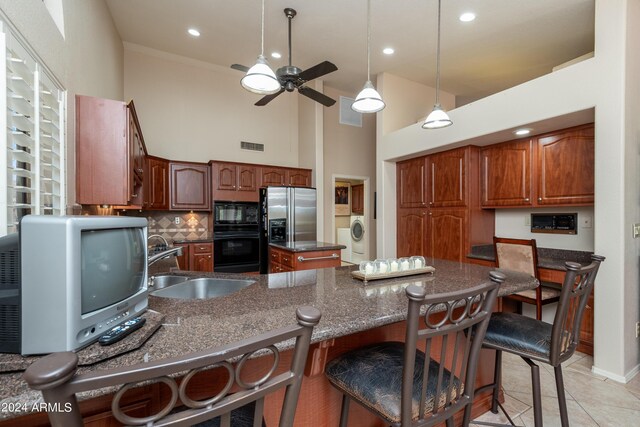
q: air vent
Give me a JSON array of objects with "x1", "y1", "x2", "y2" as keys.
[
  {"x1": 339, "y1": 96, "x2": 362, "y2": 127},
  {"x1": 241, "y1": 141, "x2": 264, "y2": 152}
]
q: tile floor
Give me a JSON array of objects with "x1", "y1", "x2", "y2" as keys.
[{"x1": 471, "y1": 351, "x2": 640, "y2": 427}]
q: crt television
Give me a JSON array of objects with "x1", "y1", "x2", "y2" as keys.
[{"x1": 0, "y1": 215, "x2": 148, "y2": 355}]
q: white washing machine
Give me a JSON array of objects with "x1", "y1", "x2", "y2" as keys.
[{"x1": 350, "y1": 215, "x2": 367, "y2": 264}]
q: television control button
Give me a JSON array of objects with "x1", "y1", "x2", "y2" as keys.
[{"x1": 98, "y1": 317, "x2": 146, "y2": 346}]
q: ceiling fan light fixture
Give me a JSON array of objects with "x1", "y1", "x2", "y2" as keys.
[
  {"x1": 352, "y1": 80, "x2": 386, "y2": 113},
  {"x1": 241, "y1": 55, "x2": 281, "y2": 94},
  {"x1": 422, "y1": 104, "x2": 452, "y2": 129}
]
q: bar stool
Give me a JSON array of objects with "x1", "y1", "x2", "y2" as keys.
[
  {"x1": 476, "y1": 255, "x2": 604, "y2": 427},
  {"x1": 24, "y1": 306, "x2": 321, "y2": 427},
  {"x1": 494, "y1": 237, "x2": 562, "y2": 320},
  {"x1": 325, "y1": 272, "x2": 502, "y2": 427}
]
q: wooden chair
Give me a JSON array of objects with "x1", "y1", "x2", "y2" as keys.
[
  {"x1": 477, "y1": 255, "x2": 604, "y2": 427},
  {"x1": 494, "y1": 236, "x2": 561, "y2": 320},
  {"x1": 23, "y1": 306, "x2": 321, "y2": 427},
  {"x1": 325, "y1": 272, "x2": 502, "y2": 427}
]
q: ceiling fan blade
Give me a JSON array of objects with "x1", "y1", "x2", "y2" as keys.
[
  {"x1": 231, "y1": 64, "x2": 250, "y2": 72},
  {"x1": 297, "y1": 61, "x2": 338, "y2": 82},
  {"x1": 255, "y1": 88, "x2": 285, "y2": 106},
  {"x1": 298, "y1": 86, "x2": 336, "y2": 107}
]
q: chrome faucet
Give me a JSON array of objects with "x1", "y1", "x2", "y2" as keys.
[
  {"x1": 148, "y1": 234, "x2": 169, "y2": 246},
  {"x1": 148, "y1": 246, "x2": 183, "y2": 266}
]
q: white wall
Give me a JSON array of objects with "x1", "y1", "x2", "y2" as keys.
[
  {"x1": 377, "y1": 0, "x2": 639, "y2": 382},
  {"x1": 495, "y1": 207, "x2": 595, "y2": 251},
  {"x1": 124, "y1": 44, "x2": 299, "y2": 165}
]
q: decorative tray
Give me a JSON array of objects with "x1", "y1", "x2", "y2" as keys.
[{"x1": 351, "y1": 266, "x2": 435, "y2": 284}]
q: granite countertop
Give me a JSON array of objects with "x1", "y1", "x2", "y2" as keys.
[
  {"x1": 0, "y1": 260, "x2": 536, "y2": 417},
  {"x1": 467, "y1": 244, "x2": 594, "y2": 270},
  {"x1": 269, "y1": 240, "x2": 347, "y2": 252}
]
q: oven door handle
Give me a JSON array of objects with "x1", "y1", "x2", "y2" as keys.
[{"x1": 214, "y1": 234, "x2": 260, "y2": 240}]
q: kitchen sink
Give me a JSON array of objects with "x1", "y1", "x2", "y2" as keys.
[
  {"x1": 150, "y1": 278, "x2": 256, "y2": 300},
  {"x1": 149, "y1": 275, "x2": 190, "y2": 289}
]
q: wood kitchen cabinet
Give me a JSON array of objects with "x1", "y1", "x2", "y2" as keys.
[
  {"x1": 76, "y1": 95, "x2": 147, "y2": 206},
  {"x1": 260, "y1": 167, "x2": 287, "y2": 187},
  {"x1": 397, "y1": 208, "x2": 428, "y2": 257},
  {"x1": 169, "y1": 162, "x2": 211, "y2": 211},
  {"x1": 428, "y1": 147, "x2": 467, "y2": 208},
  {"x1": 480, "y1": 123, "x2": 594, "y2": 208},
  {"x1": 427, "y1": 209, "x2": 468, "y2": 262},
  {"x1": 144, "y1": 156, "x2": 169, "y2": 210},
  {"x1": 286, "y1": 168, "x2": 312, "y2": 187},
  {"x1": 174, "y1": 242, "x2": 213, "y2": 271},
  {"x1": 397, "y1": 157, "x2": 427, "y2": 208},
  {"x1": 211, "y1": 161, "x2": 259, "y2": 202},
  {"x1": 269, "y1": 246, "x2": 341, "y2": 272},
  {"x1": 481, "y1": 139, "x2": 533, "y2": 207},
  {"x1": 351, "y1": 184, "x2": 364, "y2": 214}
]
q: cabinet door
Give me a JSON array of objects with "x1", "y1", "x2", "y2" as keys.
[
  {"x1": 481, "y1": 140, "x2": 533, "y2": 207},
  {"x1": 428, "y1": 148, "x2": 466, "y2": 208},
  {"x1": 536, "y1": 124, "x2": 594, "y2": 205},
  {"x1": 287, "y1": 169, "x2": 312, "y2": 187},
  {"x1": 191, "y1": 253, "x2": 213, "y2": 272},
  {"x1": 215, "y1": 162, "x2": 237, "y2": 191},
  {"x1": 397, "y1": 157, "x2": 427, "y2": 208},
  {"x1": 175, "y1": 243, "x2": 190, "y2": 270},
  {"x1": 170, "y1": 162, "x2": 211, "y2": 210},
  {"x1": 237, "y1": 165, "x2": 258, "y2": 192},
  {"x1": 397, "y1": 208, "x2": 428, "y2": 257},
  {"x1": 261, "y1": 167, "x2": 287, "y2": 186},
  {"x1": 351, "y1": 184, "x2": 364, "y2": 214},
  {"x1": 427, "y1": 209, "x2": 467, "y2": 262},
  {"x1": 147, "y1": 157, "x2": 169, "y2": 209}
]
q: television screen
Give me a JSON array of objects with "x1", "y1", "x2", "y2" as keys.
[{"x1": 81, "y1": 228, "x2": 145, "y2": 314}]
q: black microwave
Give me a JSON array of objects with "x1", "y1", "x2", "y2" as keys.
[
  {"x1": 214, "y1": 201, "x2": 259, "y2": 225},
  {"x1": 531, "y1": 213, "x2": 577, "y2": 234}
]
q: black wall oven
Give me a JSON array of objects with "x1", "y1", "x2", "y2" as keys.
[{"x1": 213, "y1": 201, "x2": 260, "y2": 273}]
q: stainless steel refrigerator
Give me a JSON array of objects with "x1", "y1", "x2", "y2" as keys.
[{"x1": 259, "y1": 186, "x2": 317, "y2": 273}]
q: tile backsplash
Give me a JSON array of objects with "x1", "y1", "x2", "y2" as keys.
[{"x1": 128, "y1": 211, "x2": 210, "y2": 242}]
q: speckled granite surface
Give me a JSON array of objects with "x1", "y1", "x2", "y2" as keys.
[
  {"x1": 0, "y1": 260, "x2": 536, "y2": 418},
  {"x1": 269, "y1": 240, "x2": 347, "y2": 252},
  {"x1": 467, "y1": 244, "x2": 594, "y2": 270}
]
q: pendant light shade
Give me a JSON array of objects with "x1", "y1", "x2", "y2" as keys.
[
  {"x1": 241, "y1": 0, "x2": 280, "y2": 95},
  {"x1": 422, "y1": 0, "x2": 452, "y2": 129},
  {"x1": 352, "y1": 0, "x2": 385, "y2": 113},
  {"x1": 352, "y1": 80, "x2": 385, "y2": 113},
  {"x1": 241, "y1": 55, "x2": 280, "y2": 94}
]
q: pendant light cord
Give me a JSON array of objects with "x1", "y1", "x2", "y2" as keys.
[
  {"x1": 435, "y1": 0, "x2": 442, "y2": 104},
  {"x1": 260, "y1": 0, "x2": 265, "y2": 56},
  {"x1": 366, "y1": 0, "x2": 371, "y2": 81}
]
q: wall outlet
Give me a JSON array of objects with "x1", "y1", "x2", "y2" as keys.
[
  {"x1": 174, "y1": 217, "x2": 181, "y2": 225},
  {"x1": 524, "y1": 215, "x2": 531, "y2": 226},
  {"x1": 634, "y1": 224, "x2": 640, "y2": 239},
  {"x1": 581, "y1": 215, "x2": 592, "y2": 228}
]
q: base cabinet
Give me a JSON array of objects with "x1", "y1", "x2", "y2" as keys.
[
  {"x1": 174, "y1": 242, "x2": 213, "y2": 272},
  {"x1": 269, "y1": 247, "x2": 341, "y2": 272}
]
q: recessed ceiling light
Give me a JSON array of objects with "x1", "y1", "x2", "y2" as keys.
[
  {"x1": 382, "y1": 47, "x2": 395, "y2": 55},
  {"x1": 187, "y1": 28, "x2": 200, "y2": 37},
  {"x1": 271, "y1": 52, "x2": 282, "y2": 59},
  {"x1": 514, "y1": 128, "x2": 531, "y2": 136},
  {"x1": 459, "y1": 12, "x2": 476, "y2": 22}
]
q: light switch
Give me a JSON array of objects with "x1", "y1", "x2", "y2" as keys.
[
  {"x1": 581, "y1": 215, "x2": 592, "y2": 228},
  {"x1": 524, "y1": 215, "x2": 531, "y2": 226},
  {"x1": 634, "y1": 223, "x2": 640, "y2": 238}
]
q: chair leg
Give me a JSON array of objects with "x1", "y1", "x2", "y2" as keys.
[
  {"x1": 554, "y1": 365, "x2": 570, "y2": 427},
  {"x1": 339, "y1": 394, "x2": 350, "y2": 427},
  {"x1": 536, "y1": 303, "x2": 542, "y2": 321},
  {"x1": 491, "y1": 350, "x2": 502, "y2": 413},
  {"x1": 446, "y1": 417, "x2": 454, "y2": 427},
  {"x1": 523, "y1": 357, "x2": 543, "y2": 427}
]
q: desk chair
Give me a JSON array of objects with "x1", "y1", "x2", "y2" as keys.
[
  {"x1": 477, "y1": 255, "x2": 604, "y2": 427},
  {"x1": 23, "y1": 306, "x2": 321, "y2": 427},
  {"x1": 325, "y1": 272, "x2": 502, "y2": 427},
  {"x1": 494, "y1": 237, "x2": 561, "y2": 320}
]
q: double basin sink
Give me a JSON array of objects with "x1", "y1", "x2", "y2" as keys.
[{"x1": 149, "y1": 275, "x2": 255, "y2": 300}]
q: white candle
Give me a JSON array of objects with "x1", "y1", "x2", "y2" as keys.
[
  {"x1": 390, "y1": 261, "x2": 399, "y2": 272},
  {"x1": 378, "y1": 263, "x2": 388, "y2": 273},
  {"x1": 365, "y1": 264, "x2": 374, "y2": 275},
  {"x1": 414, "y1": 258, "x2": 423, "y2": 269},
  {"x1": 400, "y1": 260, "x2": 410, "y2": 270}
]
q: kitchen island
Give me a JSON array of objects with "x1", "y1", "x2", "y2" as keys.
[
  {"x1": 0, "y1": 260, "x2": 537, "y2": 426},
  {"x1": 268, "y1": 240, "x2": 346, "y2": 272}
]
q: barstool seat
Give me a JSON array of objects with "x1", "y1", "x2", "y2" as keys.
[
  {"x1": 325, "y1": 342, "x2": 462, "y2": 423},
  {"x1": 483, "y1": 312, "x2": 554, "y2": 360}
]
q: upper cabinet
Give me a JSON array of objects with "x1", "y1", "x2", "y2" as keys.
[
  {"x1": 398, "y1": 157, "x2": 427, "y2": 208},
  {"x1": 76, "y1": 95, "x2": 147, "y2": 206},
  {"x1": 286, "y1": 168, "x2": 312, "y2": 187},
  {"x1": 261, "y1": 167, "x2": 287, "y2": 187},
  {"x1": 428, "y1": 147, "x2": 467, "y2": 208},
  {"x1": 351, "y1": 184, "x2": 364, "y2": 215},
  {"x1": 481, "y1": 123, "x2": 594, "y2": 208},
  {"x1": 144, "y1": 156, "x2": 169, "y2": 210},
  {"x1": 169, "y1": 162, "x2": 211, "y2": 211}
]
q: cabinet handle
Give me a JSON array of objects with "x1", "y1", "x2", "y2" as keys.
[
  {"x1": 525, "y1": 198, "x2": 530, "y2": 201},
  {"x1": 538, "y1": 197, "x2": 542, "y2": 201},
  {"x1": 297, "y1": 253, "x2": 339, "y2": 262},
  {"x1": 137, "y1": 168, "x2": 143, "y2": 173},
  {"x1": 131, "y1": 194, "x2": 138, "y2": 198},
  {"x1": 429, "y1": 212, "x2": 432, "y2": 216}
]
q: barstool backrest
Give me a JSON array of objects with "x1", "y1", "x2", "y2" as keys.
[
  {"x1": 550, "y1": 255, "x2": 605, "y2": 365},
  {"x1": 494, "y1": 237, "x2": 540, "y2": 279},
  {"x1": 401, "y1": 272, "x2": 502, "y2": 426},
  {"x1": 23, "y1": 306, "x2": 321, "y2": 427}
]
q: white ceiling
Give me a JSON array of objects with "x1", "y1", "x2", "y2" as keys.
[{"x1": 105, "y1": 0, "x2": 594, "y2": 105}]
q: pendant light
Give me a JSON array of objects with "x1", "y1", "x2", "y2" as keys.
[
  {"x1": 352, "y1": 0, "x2": 385, "y2": 113},
  {"x1": 241, "y1": 0, "x2": 281, "y2": 95},
  {"x1": 422, "y1": 0, "x2": 452, "y2": 129}
]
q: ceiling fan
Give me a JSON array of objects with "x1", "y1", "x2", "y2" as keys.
[{"x1": 232, "y1": 8, "x2": 338, "y2": 107}]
